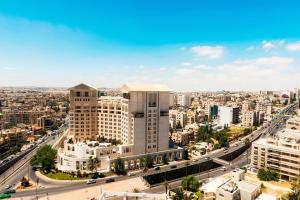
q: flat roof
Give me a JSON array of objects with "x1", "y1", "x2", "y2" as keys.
[
  {"x1": 237, "y1": 180, "x2": 260, "y2": 193},
  {"x1": 121, "y1": 84, "x2": 171, "y2": 92}
]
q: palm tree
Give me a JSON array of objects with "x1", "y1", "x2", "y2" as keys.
[{"x1": 87, "y1": 156, "x2": 99, "y2": 172}]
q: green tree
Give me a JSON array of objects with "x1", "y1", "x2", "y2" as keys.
[
  {"x1": 181, "y1": 176, "x2": 200, "y2": 192},
  {"x1": 140, "y1": 155, "x2": 153, "y2": 168},
  {"x1": 20, "y1": 177, "x2": 30, "y2": 187},
  {"x1": 257, "y1": 169, "x2": 279, "y2": 181},
  {"x1": 30, "y1": 145, "x2": 57, "y2": 173},
  {"x1": 113, "y1": 157, "x2": 125, "y2": 175},
  {"x1": 244, "y1": 138, "x2": 251, "y2": 146},
  {"x1": 172, "y1": 188, "x2": 184, "y2": 200},
  {"x1": 87, "y1": 156, "x2": 99, "y2": 172},
  {"x1": 192, "y1": 191, "x2": 203, "y2": 200},
  {"x1": 219, "y1": 135, "x2": 229, "y2": 148}
]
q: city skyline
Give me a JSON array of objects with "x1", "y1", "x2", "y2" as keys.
[{"x1": 1, "y1": 1, "x2": 300, "y2": 91}]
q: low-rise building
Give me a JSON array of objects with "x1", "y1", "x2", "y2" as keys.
[
  {"x1": 251, "y1": 129, "x2": 300, "y2": 181},
  {"x1": 171, "y1": 129, "x2": 194, "y2": 145}
]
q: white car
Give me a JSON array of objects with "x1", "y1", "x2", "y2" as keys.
[
  {"x1": 4, "y1": 185, "x2": 12, "y2": 190},
  {"x1": 86, "y1": 179, "x2": 96, "y2": 184}
]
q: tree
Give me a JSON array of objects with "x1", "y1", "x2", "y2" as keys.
[
  {"x1": 244, "y1": 138, "x2": 251, "y2": 146},
  {"x1": 257, "y1": 169, "x2": 279, "y2": 181},
  {"x1": 192, "y1": 191, "x2": 204, "y2": 200},
  {"x1": 181, "y1": 176, "x2": 200, "y2": 192},
  {"x1": 172, "y1": 188, "x2": 184, "y2": 200},
  {"x1": 113, "y1": 157, "x2": 125, "y2": 175},
  {"x1": 195, "y1": 125, "x2": 212, "y2": 142},
  {"x1": 30, "y1": 145, "x2": 57, "y2": 173},
  {"x1": 219, "y1": 135, "x2": 229, "y2": 148},
  {"x1": 140, "y1": 155, "x2": 153, "y2": 168},
  {"x1": 183, "y1": 149, "x2": 189, "y2": 160},
  {"x1": 285, "y1": 178, "x2": 300, "y2": 200},
  {"x1": 87, "y1": 156, "x2": 99, "y2": 172},
  {"x1": 20, "y1": 177, "x2": 30, "y2": 187}
]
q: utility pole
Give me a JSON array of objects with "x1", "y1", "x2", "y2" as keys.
[{"x1": 36, "y1": 178, "x2": 39, "y2": 200}]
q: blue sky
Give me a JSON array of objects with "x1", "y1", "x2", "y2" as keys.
[{"x1": 1, "y1": 0, "x2": 300, "y2": 91}]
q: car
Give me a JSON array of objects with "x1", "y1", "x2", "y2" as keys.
[
  {"x1": 4, "y1": 185, "x2": 11, "y2": 190},
  {"x1": 105, "y1": 178, "x2": 115, "y2": 183},
  {"x1": 204, "y1": 157, "x2": 210, "y2": 160},
  {"x1": 222, "y1": 166, "x2": 226, "y2": 171},
  {"x1": 243, "y1": 153, "x2": 247, "y2": 156},
  {"x1": 234, "y1": 143, "x2": 238, "y2": 147},
  {"x1": 170, "y1": 165, "x2": 177, "y2": 169},
  {"x1": 86, "y1": 179, "x2": 97, "y2": 184},
  {"x1": 4, "y1": 189, "x2": 16, "y2": 194}
]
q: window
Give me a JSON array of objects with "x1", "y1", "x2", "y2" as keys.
[
  {"x1": 85, "y1": 92, "x2": 89, "y2": 97},
  {"x1": 148, "y1": 93, "x2": 157, "y2": 107},
  {"x1": 76, "y1": 92, "x2": 81, "y2": 97}
]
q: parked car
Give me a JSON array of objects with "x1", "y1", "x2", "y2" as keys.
[
  {"x1": 105, "y1": 178, "x2": 115, "y2": 183},
  {"x1": 3, "y1": 185, "x2": 11, "y2": 190},
  {"x1": 4, "y1": 189, "x2": 16, "y2": 194},
  {"x1": 170, "y1": 165, "x2": 177, "y2": 169},
  {"x1": 86, "y1": 179, "x2": 96, "y2": 184}
]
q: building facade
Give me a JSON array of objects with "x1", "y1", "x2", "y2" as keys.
[
  {"x1": 251, "y1": 129, "x2": 300, "y2": 181},
  {"x1": 68, "y1": 84, "x2": 98, "y2": 142}
]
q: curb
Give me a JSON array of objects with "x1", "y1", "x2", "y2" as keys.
[{"x1": 35, "y1": 171, "x2": 89, "y2": 184}]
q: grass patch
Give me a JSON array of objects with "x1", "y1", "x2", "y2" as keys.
[{"x1": 42, "y1": 171, "x2": 93, "y2": 180}]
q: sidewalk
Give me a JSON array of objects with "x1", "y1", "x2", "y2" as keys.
[{"x1": 11, "y1": 177, "x2": 149, "y2": 200}]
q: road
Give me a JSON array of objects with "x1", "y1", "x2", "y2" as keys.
[
  {"x1": 0, "y1": 124, "x2": 68, "y2": 192},
  {"x1": 6, "y1": 103, "x2": 297, "y2": 198}
]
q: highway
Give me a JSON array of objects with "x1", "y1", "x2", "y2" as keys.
[
  {"x1": 0, "y1": 124, "x2": 68, "y2": 193},
  {"x1": 5, "y1": 103, "x2": 297, "y2": 198}
]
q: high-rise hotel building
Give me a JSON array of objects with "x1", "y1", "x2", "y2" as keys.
[
  {"x1": 68, "y1": 83, "x2": 170, "y2": 154},
  {"x1": 69, "y1": 84, "x2": 98, "y2": 142},
  {"x1": 121, "y1": 84, "x2": 170, "y2": 154}
]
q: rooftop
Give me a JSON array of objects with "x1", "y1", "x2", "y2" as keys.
[
  {"x1": 68, "y1": 83, "x2": 97, "y2": 91},
  {"x1": 121, "y1": 83, "x2": 171, "y2": 92}
]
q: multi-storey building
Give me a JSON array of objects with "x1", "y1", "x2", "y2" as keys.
[
  {"x1": 251, "y1": 129, "x2": 300, "y2": 181},
  {"x1": 242, "y1": 111, "x2": 264, "y2": 127},
  {"x1": 218, "y1": 106, "x2": 239, "y2": 127},
  {"x1": 177, "y1": 94, "x2": 191, "y2": 107},
  {"x1": 286, "y1": 116, "x2": 300, "y2": 130},
  {"x1": 97, "y1": 96, "x2": 123, "y2": 141},
  {"x1": 121, "y1": 84, "x2": 170, "y2": 154},
  {"x1": 58, "y1": 83, "x2": 183, "y2": 172},
  {"x1": 68, "y1": 83, "x2": 98, "y2": 142}
]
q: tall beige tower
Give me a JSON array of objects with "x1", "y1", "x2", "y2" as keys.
[
  {"x1": 121, "y1": 84, "x2": 170, "y2": 154},
  {"x1": 68, "y1": 83, "x2": 98, "y2": 142}
]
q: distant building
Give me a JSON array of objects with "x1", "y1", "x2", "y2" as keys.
[
  {"x1": 171, "y1": 129, "x2": 194, "y2": 145},
  {"x1": 218, "y1": 106, "x2": 239, "y2": 127},
  {"x1": 177, "y1": 94, "x2": 191, "y2": 107},
  {"x1": 242, "y1": 111, "x2": 264, "y2": 127}
]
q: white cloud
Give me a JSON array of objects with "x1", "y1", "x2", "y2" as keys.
[
  {"x1": 262, "y1": 41, "x2": 276, "y2": 50},
  {"x1": 286, "y1": 41, "x2": 300, "y2": 51},
  {"x1": 191, "y1": 45, "x2": 224, "y2": 59},
  {"x1": 181, "y1": 62, "x2": 192, "y2": 66},
  {"x1": 2, "y1": 67, "x2": 16, "y2": 71},
  {"x1": 261, "y1": 40, "x2": 285, "y2": 50}
]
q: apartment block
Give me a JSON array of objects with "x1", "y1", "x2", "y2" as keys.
[{"x1": 251, "y1": 129, "x2": 300, "y2": 181}]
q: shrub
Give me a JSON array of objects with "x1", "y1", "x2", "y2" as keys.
[{"x1": 257, "y1": 169, "x2": 279, "y2": 181}]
